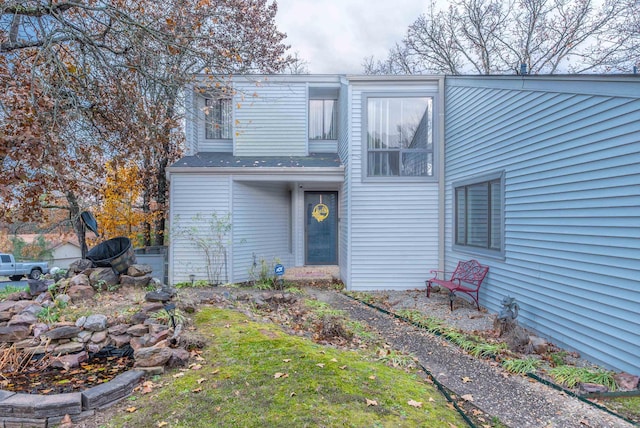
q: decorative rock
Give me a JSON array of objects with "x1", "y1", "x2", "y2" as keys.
[
  {"x1": 20, "y1": 304, "x2": 44, "y2": 317},
  {"x1": 77, "y1": 331, "x2": 93, "y2": 343},
  {"x1": 55, "y1": 294, "x2": 71, "y2": 305},
  {"x1": 130, "y1": 311, "x2": 149, "y2": 324},
  {"x1": 54, "y1": 341, "x2": 85, "y2": 355},
  {"x1": 0, "y1": 325, "x2": 30, "y2": 342},
  {"x1": 90, "y1": 331, "x2": 108, "y2": 343},
  {"x1": 142, "y1": 302, "x2": 164, "y2": 313},
  {"x1": 28, "y1": 279, "x2": 50, "y2": 296},
  {"x1": 34, "y1": 291, "x2": 53, "y2": 305},
  {"x1": 127, "y1": 264, "x2": 153, "y2": 277},
  {"x1": 68, "y1": 285, "x2": 95, "y2": 302},
  {"x1": 129, "y1": 336, "x2": 152, "y2": 351},
  {"x1": 83, "y1": 314, "x2": 108, "y2": 332},
  {"x1": 0, "y1": 311, "x2": 11, "y2": 322},
  {"x1": 14, "y1": 337, "x2": 40, "y2": 349},
  {"x1": 89, "y1": 268, "x2": 119, "y2": 290},
  {"x1": 528, "y1": 335, "x2": 548, "y2": 354},
  {"x1": 69, "y1": 274, "x2": 90, "y2": 287},
  {"x1": 110, "y1": 334, "x2": 131, "y2": 347},
  {"x1": 614, "y1": 372, "x2": 640, "y2": 391},
  {"x1": 144, "y1": 291, "x2": 171, "y2": 303},
  {"x1": 76, "y1": 316, "x2": 87, "y2": 328},
  {"x1": 167, "y1": 348, "x2": 190, "y2": 368},
  {"x1": 32, "y1": 323, "x2": 49, "y2": 338},
  {"x1": 43, "y1": 326, "x2": 82, "y2": 340},
  {"x1": 126, "y1": 324, "x2": 148, "y2": 336},
  {"x1": 134, "y1": 346, "x2": 172, "y2": 367},
  {"x1": 8, "y1": 312, "x2": 38, "y2": 326},
  {"x1": 161, "y1": 285, "x2": 177, "y2": 298},
  {"x1": 579, "y1": 382, "x2": 609, "y2": 394},
  {"x1": 0, "y1": 300, "x2": 17, "y2": 312},
  {"x1": 69, "y1": 258, "x2": 94, "y2": 274},
  {"x1": 87, "y1": 340, "x2": 109, "y2": 353},
  {"x1": 51, "y1": 351, "x2": 88, "y2": 370},
  {"x1": 120, "y1": 275, "x2": 151, "y2": 287},
  {"x1": 148, "y1": 323, "x2": 169, "y2": 335},
  {"x1": 108, "y1": 324, "x2": 130, "y2": 335}
]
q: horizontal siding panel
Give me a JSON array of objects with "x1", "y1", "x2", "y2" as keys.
[
  {"x1": 445, "y1": 76, "x2": 640, "y2": 375},
  {"x1": 232, "y1": 182, "x2": 293, "y2": 283},
  {"x1": 169, "y1": 175, "x2": 230, "y2": 284},
  {"x1": 234, "y1": 81, "x2": 307, "y2": 156}
]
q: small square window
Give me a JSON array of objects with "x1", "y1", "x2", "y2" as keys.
[
  {"x1": 454, "y1": 173, "x2": 504, "y2": 255},
  {"x1": 309, "y1": 99, "x2": 337, "y2": 140},
  {"x1": 205, "y1": 98, "x2": 232, "y2": 140},
  {"x1": 366, "y1": 96, "x2": 433, "y2": 177}
]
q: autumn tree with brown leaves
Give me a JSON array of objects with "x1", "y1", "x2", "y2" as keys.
[{"x1": 1, "y1": 0, "x2": 291, "y2": 249}]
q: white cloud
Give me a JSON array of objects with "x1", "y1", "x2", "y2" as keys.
[{"x1": 275, "y1": 0, "x2": 428, "y2": 73}]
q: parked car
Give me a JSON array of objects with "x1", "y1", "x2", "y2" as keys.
[{"x1": 0, "y1": 253, "x2": 49, "y2": 280}]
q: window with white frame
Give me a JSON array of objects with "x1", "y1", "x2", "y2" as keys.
[
  {"x1": 366, "y1": 96, "x2": 433, "y2": 177},
  {"x1": 454, "y1": 173, "x2": 504, "y2": 254},
  {"x1": 205, "y1": 98, "x2": 232, "y2": 140},
  {"x1": 309, "y1": 99, "x2": 337, "y2": 140}
]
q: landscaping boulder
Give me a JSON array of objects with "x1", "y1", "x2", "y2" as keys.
[
  {"x1": 67, "y1": 285, "x2": 95, "y2": 302},
  {"x1": 69, "y1": 273, "x2": 90, "y2": 287},
  {"x1": 7, "y1": 312, "x2": 38, "y2": 327},
  {"x1": 43, "y1": 326, "x2": 82, "y2": 340},
  {"x1": 51, "y1": 351, "x2": 88, "y2": 370},
  {"x1": 68, "y1": 258, "x2": 93, "y2": 274},
  {"x1": 167, "y1": 348, "x2": 190, "y2": 368},
  {"x1": 0, "y1": 325, "x2": 30, "y2": 342},
  {"x1": 614, "y1": 372, "x2": 640, "y2": 391},
  {"x1": 54, "y1": 341, "x2": 85, "y2": 355},
  {"x1": 89, "y1": 268, "x2": 119, "y2": 290},
  {"x1": 83, "y1": 314, "x2": 108, "y2": 332},
  {"x1": 120, "y1": 275, "x2": 151, "y2": 287},
  {"x1": 90, "y1": 331, "x2": 108, "y2": 343},
  {"x1": 110, "y1": 334, "x2": 131, "y2": 347},
  {"x1": 145, "y1": 291, "x2": 171, "y2": 303},
  {"x1": 134, "y1": 346, "x2": 172, "y2": 367},
  {"x1": 28, "y1": 279, "x2": 50, "y2": 296},
  {"x1": 127, "y1": 264, "x2": 153, "y2": 277}
]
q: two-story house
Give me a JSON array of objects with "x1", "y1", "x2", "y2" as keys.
[{"x1": 167, "y1": 74, "x2": 640, "y2": 376}]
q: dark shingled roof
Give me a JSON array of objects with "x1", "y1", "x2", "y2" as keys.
[{"x1": 170, "y1": 152, "x2": 343, "y2": 169}]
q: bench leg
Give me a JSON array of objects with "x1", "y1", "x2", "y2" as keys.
[
  {"x1": 426, "y1": 280, "x2": 432, "y2": 298},
  {"x1": 448, "y1": 291, "x2": 456, "y2": 311}
]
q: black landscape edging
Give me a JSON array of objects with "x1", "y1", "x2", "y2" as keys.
[
  {"x1": 344, "y1": 294, "x2": 637, "y2": 427},
  {"x1": 0, "y1": 369, "x2": 144, "y2": 426}
]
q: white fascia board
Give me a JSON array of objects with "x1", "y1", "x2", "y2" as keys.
[{"x1": 167, "y1": 167, "x2": 345, "y2": 182}]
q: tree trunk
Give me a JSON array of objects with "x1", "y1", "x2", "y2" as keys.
[{"x1": 66, "y1": 191, "x2": 87, "y2": 258}]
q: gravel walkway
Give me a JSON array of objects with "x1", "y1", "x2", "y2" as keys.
[{"x1": 307, "y1": 288, "x2": 634, "y2": 428}]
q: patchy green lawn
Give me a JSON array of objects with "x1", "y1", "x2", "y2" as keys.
[{"x1": 108, "y1": 306, "x2": 466, "y2": 427}]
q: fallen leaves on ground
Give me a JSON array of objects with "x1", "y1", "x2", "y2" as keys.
[
  {"x1": 408, "y1": 399, "x2": 422, "y2": 407},
  {"x1": 461, "y1": 394, "x2": 474, "y2": 402},
  {"x1": 462, "y1": 376, "x2": 472, "y2": 383},
  {"x1": 274, "y1": 372, "x2": 289, "y2": 379},
  {"x1": 366, "y1": 398, "x2": 378, "y2": 406}
]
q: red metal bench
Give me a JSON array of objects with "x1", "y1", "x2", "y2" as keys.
[{"x1": 426, "y1": 260, "x2": 489, "y2": 311}]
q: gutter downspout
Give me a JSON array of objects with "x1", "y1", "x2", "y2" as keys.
[{"x1": 438, "y1": 77, "x2": 446, "y2": 273}]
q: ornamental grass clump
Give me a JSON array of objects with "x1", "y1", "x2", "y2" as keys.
[{"x1": 549, "y1": 366, "x2": 618, "y2": 391}]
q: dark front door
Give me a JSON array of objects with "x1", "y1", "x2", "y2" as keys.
[{"x1": 305, "y1": 192, "x2": 338, "y2": 265}]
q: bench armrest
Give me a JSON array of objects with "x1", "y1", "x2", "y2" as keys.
[{"x1": 428, "y1": 270, "x2": 450, "y2": 280}]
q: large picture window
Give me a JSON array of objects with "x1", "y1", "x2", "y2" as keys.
[
  {"x1": 366, "y1": 97, "x2": 433, "y2": 177},
  {"x1": 309, "y1": 99, "x2": 337, "y2": 140},
  {"x1": 205, "y1": 98, "x2": 232, "y2": 140},
  {"x1": 454, "y1": 174, "x2": 504, "y2": 255}
]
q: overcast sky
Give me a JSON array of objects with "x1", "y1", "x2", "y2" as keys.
[{"x1": 274, "y1": 0, "x2": 428, "y2": 74}]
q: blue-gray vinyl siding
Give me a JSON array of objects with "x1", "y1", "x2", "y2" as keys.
[
  {"x1": 168, "y1": 174, "x2": 231, "y2": 284},
  {"x1": 338, "y1": 80, "x2": 351, "y2": 285},
  {"x1": 445, "y1": 76, "x2": 640, "y2": 375},
  {"x1": 347, "y1": 80, "x2": 442, "y2": 290},
  {"x1": 231, "y1": 181, "x2": 293, "y2": 282},
  {"x1": 233, "y1": 80, "x2": 307, "y2": 156}
]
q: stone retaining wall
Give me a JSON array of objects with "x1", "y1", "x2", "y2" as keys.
[{"x1": 0, "y1": 370, "x2": 144, "y2": 427}]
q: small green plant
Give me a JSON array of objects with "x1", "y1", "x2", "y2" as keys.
[
  {"x1": 248, "y1": 255, "x2": 282, "y2": 289},
  {"x1": 502, "y1": 357, "x2": 542, "y2": 374},
  {"x1": 149, "y1": 307, "x2": 187, "y2": 326},
  {"x1": 549, "y1": 366, "x2": 617, "y2": 391},
  {"x1": 377, "y1": 348, "x2": 417, "y2": 369},
  {"x1": 547, "y1": 350, "x2": 568, "y2": 367},
  {"x1": 0, "y1": 285, "x2": 27, "y2": 300},
  {"x1": 469, "y1": 341, "x2": 508, "y2": 358}
]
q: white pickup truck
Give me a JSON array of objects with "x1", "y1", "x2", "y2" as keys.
[{"x1": 0, "y1": 253, "x2": 49, "y2": 280}]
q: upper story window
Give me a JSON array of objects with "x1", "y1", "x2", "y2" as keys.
[
  {"x1": 205, "y1": 98, "x2": 232, "y2": 140},
  {"x1": 454, "y1": 172, "x2": 504, "y2": 257},
  {"x1": 366, "y1": 96, "x2": 433, "y2": 177},
  {"x1": 309, "y1": 99, "x2": 337, "y2": 140}
]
